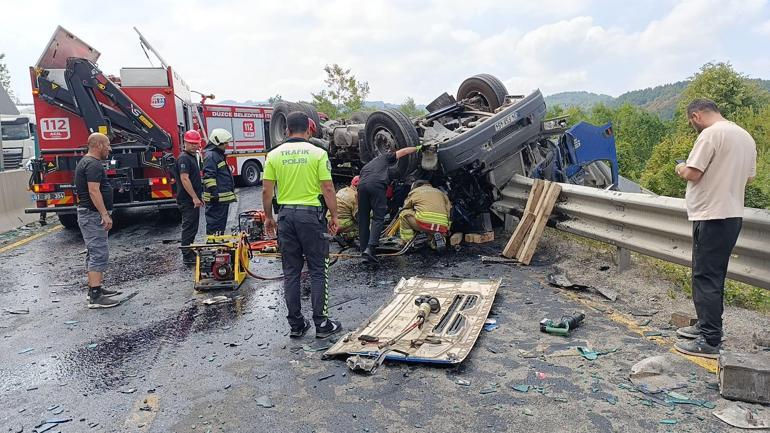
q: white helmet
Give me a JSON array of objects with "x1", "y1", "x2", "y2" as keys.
[{"x1": 209, "y1": 128, "x2": 233, "y2": 146}]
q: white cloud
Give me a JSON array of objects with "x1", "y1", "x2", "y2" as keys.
[{"x1": 1, "y1": 0, "x2": 768, "y2": 107}]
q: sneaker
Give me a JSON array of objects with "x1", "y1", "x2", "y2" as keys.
[
  {"x1": 676, "y1": 323, "x2": 701, "y2": 339},
  {"x1": 676, "y1": 324, "x2": 727, "y2": 341},
  {"x1": 101, "y1": 288, "x2": 123, "y2": 297},
  {"x1": 362, "y1": 247, "x2": 379, "y2": 264},
  {"x1": 316, "y1": 319, "x2": 343, "y2": 339},
  {"x1": 88, "y1": 295, "x2": 120, "y2": 309},
  {"x1": 674, "y1": 336, "x2": 721, "y2": 359},
  {"x1": 289, "y1": 319, "x2": 312, "y2": 338}
]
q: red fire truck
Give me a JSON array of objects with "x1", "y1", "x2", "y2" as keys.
[{"x1": 25, "y1": 26, "x2": 271, "y2": 228}]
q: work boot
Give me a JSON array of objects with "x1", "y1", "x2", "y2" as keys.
[
  {"x1": 289, "y1": 319, "x2": 312, "y2": 338},
  {"x1": 88, "y1": 288, "x2": 119, "y2": 309},
  {"x1": 316, "y1": 319, "x2": 343, "y2": 339},
  {"x1": 101, "y1": 288, "x2": 123, "y2": 297},
  {"x1": 674, "y1": 335, "x2": 721, "y2": 359},
  {"x1": 362, "y1": 247, "x2": 379, "y2": 264}
]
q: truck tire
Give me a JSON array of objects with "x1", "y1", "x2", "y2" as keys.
[
  {"x1": 58, "y1": 213, "x2": 78, "y2": 230},
  {"x1": 269, "y1": 102, "x2": 323, "y2": 147},
  {"x1": 240, "y1": 160, "x2": 262, "y2": 187},
  {"x1": 457, "y1": 74, "x2": 508, "y2": 111},
  {"x1": 296, "y1": 102, "x2": 323, "y2": 138},
  {"x1": 364, "y1": 109, "x2": 420, "y2": 179}
]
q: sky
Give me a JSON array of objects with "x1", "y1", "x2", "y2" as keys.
[{"x1": 2, "y1": 0, "x2": 769, "y2": 105}]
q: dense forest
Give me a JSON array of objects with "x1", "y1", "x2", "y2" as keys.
[{"x1": 547, "y1": 63, "x2": 770, "y2": 209}]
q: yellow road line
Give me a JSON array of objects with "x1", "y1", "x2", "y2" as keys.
[
  {"x1": 562, "y1": 291, "x2": 718, "y2": 373},
  {"x1": 0, "y1": 224, "x2": 63, "y2": 255}
]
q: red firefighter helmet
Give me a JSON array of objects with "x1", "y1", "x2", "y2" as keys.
[
  {"x1": 351, "y1": 175, "x2": 360, "y2": 187},
  {"x1": 183, "y1": 130, "x2": 202, "y2": 144},
  {"x1": 308, "y1": 118, "x2": 317, "y2": 136}
]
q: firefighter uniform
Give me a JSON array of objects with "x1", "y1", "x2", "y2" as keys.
[
  {"x1": 334, "y1": 185, "x2": 358, "y2": 237},
  {"x1": 202, "y1": 143, "x2": 236, "y2": 234},
  {"x1": 398, "y1": 183, "x2": 452, "y2": 241},
  {"x1": 263, "y1": 137, "x2": 333, "y2": 331}
]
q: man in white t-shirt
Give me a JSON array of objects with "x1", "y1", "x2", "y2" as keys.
[{"x1": 673, "y1": 98, "x2": 757, "y2": 359}]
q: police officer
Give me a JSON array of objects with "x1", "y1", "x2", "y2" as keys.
[
  {"x1": 262, "y1": 111, "x2": 343, "y2": 339},
  {"x1": 175, "y1": 130, "x2": 204, "y2": 265},
  {"x1": 202, "y1": 128, "x2": 236, "y2": 234},
  {"x1": 357, "y1": 145, "x2": 421, "y2": 263}
]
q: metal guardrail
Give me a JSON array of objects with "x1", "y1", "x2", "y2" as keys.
[{"x1": 492, "y1": 175, "x2": 770, "y2": 290}]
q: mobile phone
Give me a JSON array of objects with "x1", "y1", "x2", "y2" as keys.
[{"x1": 675, "y1": 159, "x2": 685, "y2": 165}]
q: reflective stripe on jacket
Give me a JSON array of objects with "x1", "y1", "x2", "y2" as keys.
[
  {"x1": 202, "y1": 144, "x2": 236, "y2": 203},
  {"x1": 403, "y1": 185, "x2": 451, "y2": 227}
]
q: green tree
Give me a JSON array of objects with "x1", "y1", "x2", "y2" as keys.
[
  {"x1": 399, "y1": 97, "x2": 427, "y2": 118},
  {"x1": 311, "y1": 64, "x2": 370, "y2": 119},
  {"x1": 267, "y1": 94, "x2": 283, "y2": 105},
  {"x1": 641, "y1": 62, "x2": 770, "y2": 207},
  {"x1": 0, "y1": 53, "x2": 15, "y2": 101}
]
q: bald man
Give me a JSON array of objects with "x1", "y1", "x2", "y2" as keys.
[{"x1": 74, "y1": 133, "x2": 121, "y2": 308}]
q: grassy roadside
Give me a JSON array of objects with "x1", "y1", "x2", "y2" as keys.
[{"x1": 552, "y1": 229, "x2": 770, "y2": 314}]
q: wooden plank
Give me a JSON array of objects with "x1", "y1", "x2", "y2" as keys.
[
  {"x1": 501, "y1": 179, "x2": 545, "y2": 258},
  {"x1": 516, "y1": 182, "x2": 555, "y2": 259},
  {"x1": 464, "y1": 231, "x2": 494, "y2": 244},
  {"x1": 518, "y1": 182, "x2": 562, "y2": 265}
]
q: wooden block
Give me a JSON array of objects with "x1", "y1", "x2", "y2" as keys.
[
  {"x1": 719, "y1": 352, "x2": 770, "y2": 404},
  {"x1": 464, "y1": 231, "x2": 494, "y2": 244},
  {"x1": 518, "y1": 182, "x2": 562, "y2": 265},
  {"x1": 670, "y1": 311, "x2": 697, "y2": 328},
  {"x1": 450, "y1": 232, "x2": 464, "y2": 246},
  {"x1": 502, "y1": 179, "x2": 544, "y2": 258}
]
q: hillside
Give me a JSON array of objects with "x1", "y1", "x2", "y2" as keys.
[{"x1": 546, "y1": 79, "x2": 770, "y2": 119}]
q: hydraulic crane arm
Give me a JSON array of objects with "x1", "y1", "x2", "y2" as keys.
[{"x1": 35, "y1": 57, "x2": 172, "y2": 150}]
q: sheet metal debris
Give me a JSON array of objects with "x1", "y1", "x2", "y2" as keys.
[{"x1": 713, "y1": 403, "x2": 770, "y2": 429}]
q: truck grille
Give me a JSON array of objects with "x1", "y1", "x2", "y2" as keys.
[{"x1": 2, "y1": 149, "x2": 23, "y2": 170}]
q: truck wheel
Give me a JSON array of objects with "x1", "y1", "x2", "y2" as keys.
[
  {"x1": 296, "y1": 102, "x2": 323, "y2": 138},
  {"x1": 240, "y1": 160, "x2": 262, "y2": 187},
  {"x1": 364, "y1": 109, "x2": 420, "y2": 179},
  {"x1": 58, "y1": 213, "x2": 78, "y2": 230},
  {"x1": 457, "y1": 74, "x2": 508, "y2": 111}
]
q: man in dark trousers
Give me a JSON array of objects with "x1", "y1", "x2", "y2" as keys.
[
  {"x1": 357, "y1": 145, "x2": 421, "y2": 263},
  {"x1": 74, "y1": 132, "x2": 122, "y2": 309},
  {"x1": 176, "y1": 130, "x2": 204, "y2": 265},
  {"x1": 673, "y1": 99, "x2": 756, "y2": 359},
  {"x1": 202, "y1": 128, "x2": 237, "y2": 234},
  {"x1": 262, "y1": 111, "x2": 342, "y2": 339}
]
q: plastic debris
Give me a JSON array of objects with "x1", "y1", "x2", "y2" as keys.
[
  {"x1": 64, "y1": 320, "x2": 78, "y2": 325},
  {"x1": 18, "y1": 347, "x2": 34, "y2": 354},
  {"x1": 202, "y1": 296, "x2": 230, "y2": 306},
  {"x1": 455, "y1": 379, "x2": 471, "y2": 386},
  {"x1": 87, "y1": 343, "x2": 98, "y2": 349},
  {"x1": 660, "y1": 419, "x2": 677, "y2": 425},
  {"x1": 483, "y1": 318, "x2": 498, "y2": 332},
  {"x1": 713, "y1": 402, "x2": 770, "y2": 429},
  {"x1": 576, "y1": 346, "x2": 617, "y2": 360},
  {"x1": 511, "y1": 384, "x2": 530, "y2": 393},
  {"x1": 256, "y1": 395, "x2": 274, "y2": 408},
  {"x1": 118, "y1": 387, "x2": 137, "y2": 394},
  {"x1": 536, "y1": 372, "x2": 546, "y2": 380}
]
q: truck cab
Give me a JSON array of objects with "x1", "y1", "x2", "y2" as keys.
[{"x1": 1, "y1": 114, "x2": 36, "y2": 169}]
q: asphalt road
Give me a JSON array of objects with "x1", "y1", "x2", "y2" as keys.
[{"x1": 0, "y1": 186, "x2": 736, "y2": 433}]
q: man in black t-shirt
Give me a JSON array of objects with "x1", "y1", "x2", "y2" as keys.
[
  {"x1": 357, "y1": 145, "x2": 421, "y2": 263},
  {"x1": 74, "y1": 133, "x2": 121, "y2": 309},
  {"x1": 175, "y1": 130, "x2": 204, "y2": 265}
]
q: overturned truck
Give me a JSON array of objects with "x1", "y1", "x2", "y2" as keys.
[{"x1": 270, "y1": 74, "x2": 619, "y2": 232}]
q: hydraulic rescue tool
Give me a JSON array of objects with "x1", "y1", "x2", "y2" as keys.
[
  {"x1": 346, "y1": 295, "x2": 441, "y2": 374},
  {"x1": 539, "y1": 313, "x2": 585, "y2": 336}
]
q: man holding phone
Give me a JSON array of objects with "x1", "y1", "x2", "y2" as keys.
[{"x1": 673, "y1": 99, "x2": 756, "y2": 358}]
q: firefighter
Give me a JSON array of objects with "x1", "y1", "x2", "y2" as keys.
[
  {"x1": 176, "y1": 130, "x2": 204, "y2": 265},
  {"x1": 358, "y1": 145, "x2": 422, "y2": 263},
  {"x1": 202, "y1": 128, "x2": 237, "y2": 235},
  {"x1": 262, "y1": 111, "x2": 343, "y2": 339},
  {"x1": 333, "y1": 175, "x2": 359, "y2": 240},
  {"x1": 397, "y1": 180, "x2": 451, "y2": 247}
]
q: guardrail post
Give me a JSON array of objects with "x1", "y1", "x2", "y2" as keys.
[
  {"x1": 616, "y1": 247, "x2": 631, "y2": 272},
  {"x1": 503, "y1": 214, "x2": 519, "y2": 234}
]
